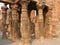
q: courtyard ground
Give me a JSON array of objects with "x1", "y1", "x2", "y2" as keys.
[{"x1": 0, "y1": 31, "x2": 60, "y2": 45}]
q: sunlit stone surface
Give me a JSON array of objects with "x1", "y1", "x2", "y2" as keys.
[{"x1": 0, "y1": 0, "x2": 60, "y2": 45}]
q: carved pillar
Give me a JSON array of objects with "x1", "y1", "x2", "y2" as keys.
[
  {"x1": 35, "y1": 3, "x2": 43, "y2": 39},
  {"x1": 45, "y1": 5, "x2": 59, "y2": 38},
  {"x1": 9, "y1": 4, "x2": 19, "y2": 41},
  {"x1": 20, "y1": 1, "x2": 31, "y2": 45},
  {"x1": 30, "y1": 10, "x2": 36, "y2": 36},
  {"x1": 7, "y1": 8, "x2": 12, "y2": 39},
  {"x1": 45, "y1": 7, "x2": 53, "y2": 38},
  {"x1": 1, "y1": 4, "x2": 8, "y2": 39}
]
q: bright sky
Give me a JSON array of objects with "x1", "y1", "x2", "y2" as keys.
[
  {"x1": 0, "y1": 2, "x2": 9, "y2": 19},
  {"x1": 0, "y1": 2, "x2": 9, "y2": 10},
  {"x1": 0, "y1": 2, "x2": 4, "y2": 10}
]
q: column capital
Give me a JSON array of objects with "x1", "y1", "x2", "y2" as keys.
[
  {"x1": 36, "y1": 2, "x2": 43, "y2": 9},
  {"x1": 46, "y1": 3, "x2": 53, "y2": 10},
  {"x1": 11, "y1": 4, "x2": 18, "y2": 10},
  {"x1": 20, "y1": 1, "x2": 30, "y2": 12},
  {"x1": 20, "y1": 1, "x2": 30, "y2": 5},
  {"x1": 48, "y1": 6, "x2": 53, "y2": 10}
]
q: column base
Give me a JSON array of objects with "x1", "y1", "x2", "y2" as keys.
[
  {"x1": 45, "y1": 33, "x2": 53, "y2": 39},
  {"x1": 8, "y1": 34, "x2": 18, "y2": 42},
  {"x1": 19, "y1": 38, "x2": 31, "y2": 45},
  {"x1": 2, "y1": 32, "x2": 8, "y2": 40}
]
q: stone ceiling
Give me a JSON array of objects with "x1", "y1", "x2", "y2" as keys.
[
  {"x1": 0, "y1": 0, "x2": 13, "y2": 3},
  {"x1": 0, "y1": 0, "x2": 55, "y2": 7},
  {"x1": 0, "y1": 0, "x2": 39, "y2": 4}
]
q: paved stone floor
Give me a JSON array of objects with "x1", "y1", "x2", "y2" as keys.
[
  {"x1": 0, "y1": 31, "x2": 60, "y2": 45},
  {"x1": 32, "y1": 38, "x2": 60, "y2": 45}
]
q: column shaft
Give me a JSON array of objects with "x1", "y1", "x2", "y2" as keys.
[
  {"x1": 1, "y1": 5, "x2": 8, "y2": 39},
  {"x1": 9, "y1": 4, "x2": 19, "y2": 41},
  {"x1": 20, "y1": 2, "x2": 31, "y2": 45},
  {"x1": 20, "y1": 2, "x2": 31, "y2": 40},
  {"x1": 45, "y1": 8, "x2": 53, "y2": 38},
  {"x1": 35, "y1": 6, "x2": 43, "y2": 39},
  {"x1": 30, "y1": 10, "x2": 36, "y2": 36}
]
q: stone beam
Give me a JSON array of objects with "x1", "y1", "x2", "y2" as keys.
[
  {"x1": 0, "y1": 0, "x2": 13, "y2": 3},
  {"x1": 0, "y1": 0, "x2": 20, "y2": 4}
]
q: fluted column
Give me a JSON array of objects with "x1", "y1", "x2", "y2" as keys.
[
  {"x1": 20, "y1": 1, "x2": 31, "y2": 45},
  {"x1": 1, "y1": 4, "x2": 8, "y2": 39},
  {"x1": 35, "y1": 3, "x2": 43, "y2": 39}
]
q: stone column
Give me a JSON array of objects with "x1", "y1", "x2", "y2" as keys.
[
  {"x1": 20, "y1": 1, "x2": 31, "y2": 45},
  {"x1": 30, "y1": 10, "x2": 36, "y2": 37},
  {"x1": 1, "y1": 4, "x2": 8, "y2": 39},
  {"x1": 9, "y1": 4, "x2": 19, "y2": 41},
  {"x1": 7, "y1": 8, "x2": 12, "y2": 39},
  {"x1": 45, "y1": 7, "x2": 53, "y2": 38},
  {"x1": 35, "y1": 3, "x2": 43, "y2": 39}
]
